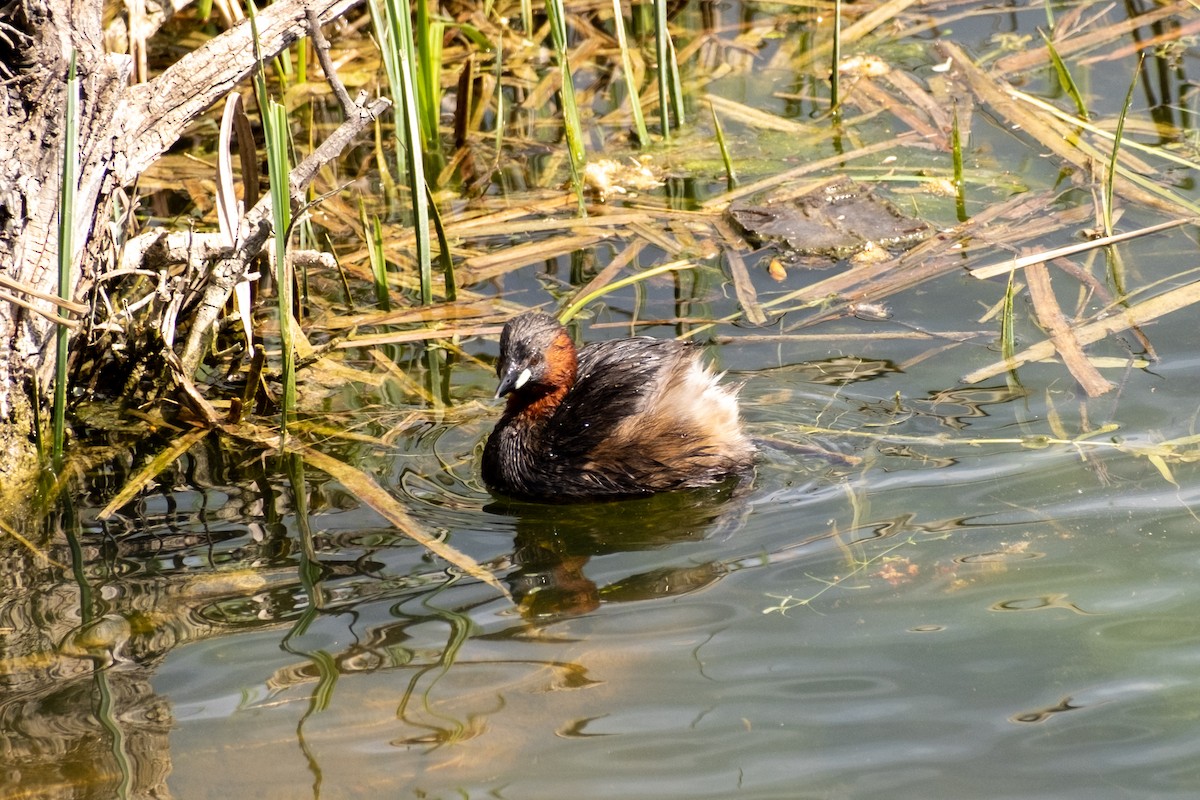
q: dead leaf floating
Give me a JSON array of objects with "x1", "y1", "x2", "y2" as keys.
[
  {"x1": 584, "y1": 158, "x2": 664, "y2": 202},
  {"x1": 729, "y1": 179, "x2": 933, "y2": 264},
  {"x1": 838, "y1": 55, "x2": 890, "y2": 77}
]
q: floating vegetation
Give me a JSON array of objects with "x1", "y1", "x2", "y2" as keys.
[{"x1": 728, "y1": 179, "x2": 933, "y2": 263}]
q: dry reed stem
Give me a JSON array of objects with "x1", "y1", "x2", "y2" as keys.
[
  {"x1": 719, "y1": 330, "x2": 989, "y2": 344},
  {"x1": 447, "y1": 211, "x2": 664, "y2": 238},
  {"x1": 562, "y1": 240, "x2": 646, "y2": 315},
  {"x1": 1008, "y1": 89, "x2": 1200, "y2": 172},
  {"x1": 846, "y1": 78, "x2": 944, "y2": 145},
  {"x1": 725, "y1": 248, "x2": 766, "y2": 325},
  {"x1": 969, "y1": 219, "x2": 1194, "y2": 280},
  {"x1": 304, "y1": 358, "x2": 389, "y2": 389},
  {"x1": 0, "y1": 289, "x2": 81, "y2": 330},
  {"x1": 337, "y1": 324, "x2": 504, "y2": 348},
  {"x1": 772, "y1": 194, "x2": 1089, "y2": 330},
  {"x1": 1024, "y1": 262, "x2": 1113, "y2": 397},
  {"x1": 442, "y1": 199, "x2": 575, "y2": 230},
  {"x1": 703, "y1": 95, "x2": 820, "y2": 135},
  {"x1": 0, "y1": 274, "x2": 89, "y2": 314},
  {"x1": 993, "y1": 2, "x2": 1191, "y2": 73},
  {"x1": 701, "y1": 133, "x2": 919, "y2": 209},
  {"x1": 1078, "y1": 14, "x2": 1200, "y2": 65},
  {"x1": 460, "y1": 233, "x2": 608, "y2": 283},
  {"x1": 944, "y1": 42, "x2": 1189, "y2": 217},
  {"x1": 368, "y1": 350, "x2": 434, "y2": 402},
  {"x1": 884, "y1": 69, "x2": 954, "y2": 132},
  {"x1": 791, "y1": 0, "x2": 922, "y2": 72},
  {"x1": 626, "y1": 221, "x2": 685, "y2": 255},
  {"x1": 294, "y1": 440, "x2": 509, "y2": 597},
  {"x1": 315, "y1": 299, "x2": 497, "y2": 331},
  {"x1": 963, "y1": 279, "x2": 1200, "y2": 384},
  {"x1": 372, "y1": 194, "x2": 574, "y2": 251},
  {"x1": 97, "y1": 428, "x2": 212, "y2": 519}
]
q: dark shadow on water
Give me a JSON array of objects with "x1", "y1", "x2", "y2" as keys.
[{"x1": 484, "y1": 479, "x2": 751, "y2": 618}]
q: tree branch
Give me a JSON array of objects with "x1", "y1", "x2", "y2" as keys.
[
  {"x1": 116, "y1": 0, "x2": 363, "y2": 182},
  {"x1": 176, "y1": 93, "x2": 390, "y2": 378}
]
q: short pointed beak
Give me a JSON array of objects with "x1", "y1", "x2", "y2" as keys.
[
  {"x1": 495, "y1": 365, "x2": 527, "y2": 398},
  {"x1": 495, "y1": 368, "x2": 518, "y2": 398}
]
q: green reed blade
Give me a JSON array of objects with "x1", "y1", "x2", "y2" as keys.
[
  {"x1": 1001, "y1": 268, "x2": 1017, "y2": 364},
  {"x1": 612, "y1": 0, "x2": 649, "y2": 146},
  {"x1": 451, "y1": 21, "x2": 494, "y2": 52},
  {"x1": 296, "y1": 33, "x2": 308, "y2": 84},
  {"x1": 653, "y1": 0, "x2": 671, "y2": 139},
  {"x1": 415, "y1": 0, "x2": 444, "y2": 168},
  {"x1": 1040, "y1": 28, "x2": 1088, "y2": 121},
  {"x1": 367, "y1": 211, "x2": 391, "y2": 310},
  {"x1": 390, "y1": 0, "x2": 414, "y2": 80},
  {"x1": 367, "y1": 0, "x2": 401, "y2": 165},
  {"x1": 248, "y1": 0, "x2": 296, "y2": 428},
  {"x1": 245, "y1": 0, "x2": 270, "y2": 131},
  {"x1": 709, "y1": 101, "x2": 737, "y2": 189},
  {"x1": 1105, "y1": 54, "x2": 1143, "y2": 237},
  {"x1": 397, "y1": 47, "x2": 434, "y2": 303},
  {"x1": 373, "y1": 0, "x2": 434, "y2": 302},
  {"x1": 1000, "y1": 268, "x2": 1024, "y2": 389},
  {"x1": 52, "y1": 50, "x2": 79, "y2": 468},
  {"x1": 545, "y1": 0, "x2": 587, "y2": 208},
  {"x1": 427, "y1": 184, "x2": 457, "y2": 301},
  {"x1": 831, "y1": 0, "x2": 842, "y2": 112},
  {"x1": 951, "y1": 103, "x2": 966, "y2": 222},
  {"x1": 264, "y1": 99, "x2": 296, "y2": 431},
  {"x1": 665, "y1": 28, "x2": 684, "y2": 126}
]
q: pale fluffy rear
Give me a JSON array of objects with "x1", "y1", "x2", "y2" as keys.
[{"x1": 591, "y1": 350, "x2": 754, "y2": 480}]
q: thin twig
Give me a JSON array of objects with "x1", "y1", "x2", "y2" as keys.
[
  {"x1": 969, "y1": 218, "x2": 1195, "y2": 280},
  {"x1": 306, "y1": 8, "x2": 355, "y2": 113},
  {"x1": 178, "y1": 93, "x2": 391, "y2": 377},
  {"x1": 0, "y1": 274, "x2": 89, "y2": 313}
]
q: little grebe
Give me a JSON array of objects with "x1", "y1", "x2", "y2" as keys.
[{"x1": 482, "y1": 311, "x2": 755, "y2": 500}]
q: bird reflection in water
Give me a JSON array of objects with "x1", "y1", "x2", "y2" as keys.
[{"x1": 486, "y1": 480, "x2": 749, "y2": 618}]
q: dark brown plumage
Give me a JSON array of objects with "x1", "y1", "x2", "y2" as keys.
[{"x1": 482, "y1": 311, "x2": 755, "y2": 501}]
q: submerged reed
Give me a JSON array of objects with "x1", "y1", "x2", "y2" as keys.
[{"x1": 1041, "y1": 28, "x2": 1088, "y2": 122}]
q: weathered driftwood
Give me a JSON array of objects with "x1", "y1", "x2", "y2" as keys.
[{"x1": 0, "y1": 0, "x2": 374, "y2": 506}]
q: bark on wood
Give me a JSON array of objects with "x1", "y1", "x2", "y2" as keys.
[
  {"x1": 176, "y1": 89, "x2": 389, "y2": 377},
  {"x1": 0, "y1": 0, "x2": 368, "y2": 508}
]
